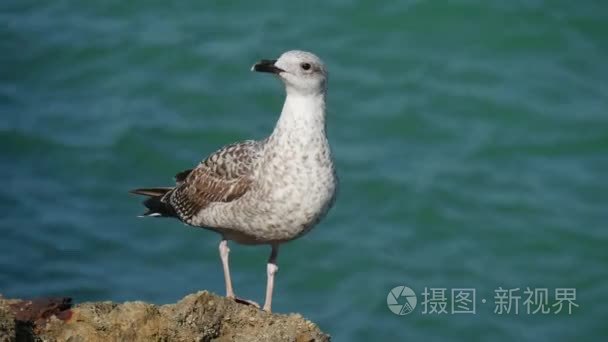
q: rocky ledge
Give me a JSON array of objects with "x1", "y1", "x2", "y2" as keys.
[{"x1": 0, "y1": 291, "x2": 329, "y2": 342}]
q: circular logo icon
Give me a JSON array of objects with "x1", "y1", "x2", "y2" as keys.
[{"x1": 387, "y1": 286, "x2": 417, "y2": 315}]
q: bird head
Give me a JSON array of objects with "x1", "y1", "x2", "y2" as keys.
[{"x1": 252, "y1": 50, "x2": 327, "y2": 96}]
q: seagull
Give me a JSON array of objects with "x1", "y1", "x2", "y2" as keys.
[{"x1": 130, "y1": 50, "x2": 337, "y2": 312}]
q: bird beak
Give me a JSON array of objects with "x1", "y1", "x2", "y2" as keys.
[{"x1": 251, "y1": 59, "x2": 284, "y2": 74}]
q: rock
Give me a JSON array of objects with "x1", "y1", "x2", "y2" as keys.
[{"x1": 0, "y1": 291, "x2": 330, "y2": 341}]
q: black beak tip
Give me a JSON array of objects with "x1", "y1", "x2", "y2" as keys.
[{"x1": 251, "y1": 59, "x2": 283, "y2": 74}]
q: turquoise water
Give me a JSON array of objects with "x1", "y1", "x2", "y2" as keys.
[{"x1": 2, "y1": 0, "x2": 607, "y2": 340}]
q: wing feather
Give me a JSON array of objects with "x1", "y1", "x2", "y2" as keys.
[{"x1": 164, "y1": 140, "x2": 262, "y2": 222}]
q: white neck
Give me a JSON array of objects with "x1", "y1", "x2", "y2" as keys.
[{"x1": 271, "y1": 92, "x2": 326, "y2": 141}]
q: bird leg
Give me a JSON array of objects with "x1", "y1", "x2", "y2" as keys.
[
  {"x1": 219, "y1": 239, "x2": 260, "y2": 307},
  {"x1": 219, "y1": 239, "x2": 235, "y2": 298},
  {"x1": 263, "y1": 245, "x2": 279, "y2": 312}
]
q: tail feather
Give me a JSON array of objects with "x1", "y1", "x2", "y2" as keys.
[
  {"x1": 130, "y1": 187, "x2": 177, "y2": 218},
  {"x1": 130, "y1": 187, "x2": 173, "y2": 197}
]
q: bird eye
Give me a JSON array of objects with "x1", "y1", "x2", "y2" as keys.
[{"x1": 301, "y1": 63, "x2": 311, "y2": 71}]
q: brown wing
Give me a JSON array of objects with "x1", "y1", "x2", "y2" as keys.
[{"x1": 163, "y1": 140, "x2": 262, "y2": 222}]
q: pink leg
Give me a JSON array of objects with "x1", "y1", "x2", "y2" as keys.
[
  {"x1": 263, "y1": 245, "x2": 279, "y2": 312},
  {"x1": 219, "y1": 239, "x2": 260, "y2": 308},
  {"x1": 219, "y1": 239, "x2": 234, "y2": 298}
]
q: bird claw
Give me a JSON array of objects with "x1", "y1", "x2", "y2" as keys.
[{"x1": 232, "y1": 296, "x2": 260, "y2": 308}]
